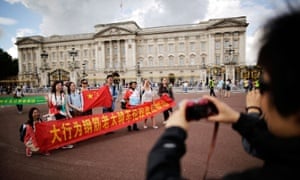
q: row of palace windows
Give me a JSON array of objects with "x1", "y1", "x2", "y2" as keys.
[
  {"x1": 21, "y1": 49, "x2": 96, "y2": 62},
  {"x1": 137, "y1": 41, "x2": 207, "y2": 55},
  {"x1": 22, "y1": 59, "x2": 96, "y2": 73}
]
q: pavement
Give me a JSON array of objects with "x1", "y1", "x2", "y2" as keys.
[{"x1": 0, "y1": 91, "x2": 262, "y2": 180}]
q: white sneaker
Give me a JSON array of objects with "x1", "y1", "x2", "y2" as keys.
[
  {"x1": 143, "y1": 125, "x2": 148, "y2": 129},
  {"x1": 25, "y1": 139, "x2": 40, "y2": 152},
  {"x1": 62, "y1": 144, "x2": 74, "y2": 149},
  {"x1": 153, "y1": 126, "x2": 158, "y2": 129}
]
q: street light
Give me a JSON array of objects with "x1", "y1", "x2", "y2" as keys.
[
  {"x1": 82, "y1": 63, "x2": 87, "y2": 78},
  {"x1": 69, "y1": 47, "x2": 79, "y2": 69},
  {"x1": 136, "y1": 61, "x2": 141, "y2": 84},
  {"x1": 40, "y1": 50, "x2": 50, "y2": 71},
  {"x1": 40, "y1": 50, "x2": 50, "y2": 86},
  {"x1": 225, "y1": 44, "x2": 235, "y2": 65}
]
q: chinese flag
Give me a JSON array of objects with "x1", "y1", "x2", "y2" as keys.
[{"x1": 82, "y1": 86, "x2": 112, "y2": 111}]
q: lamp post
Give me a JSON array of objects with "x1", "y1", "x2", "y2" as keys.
[
  {"x1": 68, "y1": 47, "x2": 79, "y2": 83},
  {"x1": 82, "y1": 63, "x2": 87, "y2": 78},
  {"x1": 40, "y1": 50, "x2": 50, "y2": 86},
  {"x1": 40, "y1": 50, "x2": 49, "y2": 70},
  {"x1": 224, "y1": 44, "x2": 235, "y2": 82},
  {"x1": 69, "y1": 47, "x2": 78, "y2": 65},
  {"x1": 136, "y1": 61, "x2": 141, "y2": 84}
]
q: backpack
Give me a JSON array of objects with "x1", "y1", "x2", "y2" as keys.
[{"x1": 19, "y1": 123, "x2": 26, "y2": 142}]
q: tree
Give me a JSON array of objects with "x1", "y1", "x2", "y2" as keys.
[{"x1": 0, "y1": 48, "x2": 18, "y2": 80}]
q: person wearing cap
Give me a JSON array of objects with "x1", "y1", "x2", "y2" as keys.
[{"x1": 123, "y1": 81, "x2": 140, "y2": 131}]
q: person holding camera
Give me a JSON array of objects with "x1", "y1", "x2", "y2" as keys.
[{"x1": 147, "y1": 9, "x2": 300, "y2": 180}]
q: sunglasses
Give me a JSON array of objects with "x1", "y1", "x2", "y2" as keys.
[
  {"x1": 82, "y1": 82, "x2": 88, "y2": 84},
  {"x1": 259, "y1": 78, "x2": 271, "y2": 94}
]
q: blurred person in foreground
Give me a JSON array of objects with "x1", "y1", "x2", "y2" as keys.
[{"x1": 146, "y1": 8, "x2": 300, "y2": 180}]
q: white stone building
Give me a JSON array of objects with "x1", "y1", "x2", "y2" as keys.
[{"x1": 16, "y1": 16, "x2": 251, "y2": 88}]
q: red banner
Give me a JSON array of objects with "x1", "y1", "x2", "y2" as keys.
[
  {"x1": 82, "y1": 86, "x2": 112, "y2": 111},
  {"x1": 35, "y1": 95, "x2": 175, "y2": 152}
]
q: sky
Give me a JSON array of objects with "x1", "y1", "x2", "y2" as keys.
[{"x1": 0, "y1": 0, "x2": 295, "y2": 64}]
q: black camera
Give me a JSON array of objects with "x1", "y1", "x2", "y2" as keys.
[
  {"x1": 56, "y1": 105, "x2": 63, "y2": 110},
  {"x1": 185, "y1": 98, "x2": 218, "y2": 121}
]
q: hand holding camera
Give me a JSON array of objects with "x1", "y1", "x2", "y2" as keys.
[{"x1": 185, "y1": 98, "x2": 218, "y2": 121}]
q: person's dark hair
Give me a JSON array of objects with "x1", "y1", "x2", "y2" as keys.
[
  {"x1": 106, "y1": 74, "x2": 113, "y2": 79},
  {"x1": 112, "y1": 72, "x2": 120, "y2": 84},
  {"x1": 67, "y1": 82, "x2": 75, "y2": 95},
  {"x1": 51, "y1": 80, "x2": 64, "y2": 94},
  {"x1": 81, "y1": 79, "x2": 88, "y2": 84},
  {"x1": 129, "y1": 81, "x2": 136, "y2": 89},
  {"x1": 112, "y1": 72, "x2": 120, "y2": 77},
  {"x1": 257, "y1": 9, "x2": 300, "y2": 117},
  {"x1": 27, "y1": 107, "x2": 39, "y2": 127}
]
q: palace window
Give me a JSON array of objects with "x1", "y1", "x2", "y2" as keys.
[
  {"x1": 200, "y1": 41, "x2": 206, "y2": 52},
  {"x1": 179, "y1": 55, "x2": 185, "y2": 65},
  {"x1": 168, "y1": 44, "x2": 174, "y2": 53},
  {"x1": 215, "y1": 41, "x2": 220, "y2": 50}
]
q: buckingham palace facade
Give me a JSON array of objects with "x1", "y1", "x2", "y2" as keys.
[{"x1": 16, "y1": 16, "x2": 261, "y2": 87}]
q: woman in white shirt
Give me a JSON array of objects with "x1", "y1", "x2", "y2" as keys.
[{"x1": 141, "y1": 79, "x2": 158, "y2": 129}]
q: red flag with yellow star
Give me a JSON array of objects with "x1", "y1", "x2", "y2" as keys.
[{"x1": 82, "y1": 86, "x2": 112, "y2": 111}]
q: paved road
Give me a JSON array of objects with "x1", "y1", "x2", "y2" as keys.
[{"x1": 0, "y1": 91, "x2": 262, "y2": 180}]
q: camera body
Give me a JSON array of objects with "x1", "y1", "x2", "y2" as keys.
[{"x1": 185, "y1": 98, "x2": 218, "y2": 121}]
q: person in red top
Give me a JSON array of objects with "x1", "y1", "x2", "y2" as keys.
[
  {"x1": 123, "y1": 81, "x2": 140, "y2": 131},
  {"x1": 23, "y1": 107, "x2": 48, "y2": 157}
]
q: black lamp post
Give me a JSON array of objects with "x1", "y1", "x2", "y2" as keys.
[
  {"x1": 40, "y1": 50, "x2": 50, "y2": 86},
  {"x1": 69, "y1": 47, "x2": 78, "y2": 68},
  {"x1": 137, "y1": 61, "x2": 141, "y2": 83},
  {"x1": 82, "y1": 63, "x2": 87, "y2": 78},
  {"x1": 40, "y1": 50, "x2": 49, "y2": 71},
  {"x1": 225, "y1": 44, "x2": 235, "y2": 65}
]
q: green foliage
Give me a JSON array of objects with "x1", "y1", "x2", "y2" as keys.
[{"x1": 0, "y1": 48, "x2": 18, "y2": 80}]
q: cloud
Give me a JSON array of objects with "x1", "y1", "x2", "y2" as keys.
[
  {"x1": 8, "y1": 0, "x2": 294, "y2": 63},
  {"x1": 16, "y1": 28, "x2": 36, "y2": 37},
  {"x1": 17, "y1": 0, "x2": 209, "y2": 36},
  {"x1": 7, "y1": 28, "x2": 36, "y2": 58},
  {"x1": 0, "y1": 17, "x2": 17, "y2": 25}
]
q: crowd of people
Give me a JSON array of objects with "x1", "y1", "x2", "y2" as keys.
[{"x1": 21, "y1": 72, "x2": 175, "y2": 157}]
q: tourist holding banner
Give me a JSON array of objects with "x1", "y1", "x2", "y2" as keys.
[
  {"x1": 141, "y1": 79, "x2": 157, "y2": 129},
  {"x1": 123, "y1": 81, "x2": 140, "y2": 131},
  {"x1": 47, "y1": 80, "x2": 73, "y2": 149},
  {"x1": 22, "y1": 107, "x2": 47, "y2": 157},
  {"x1": 47, "y1": 80, "x2": 72, "y2": 120},
  {"x1": 103, "y1": 74, "x2": 119, "y2": 113},
  {"x1": 158, "y1": 77, "x2": 174, "y2": 124},
  {"x1": 67, "y1": 82, "x2": 83, "y2": 117},
  {"x1": 80, "y1": 79, "x2": 93, "y2": 116}
]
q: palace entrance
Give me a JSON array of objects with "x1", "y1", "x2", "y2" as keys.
[{"x1": 47, "y1": 69, "x2": 70, "y2": 86}]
